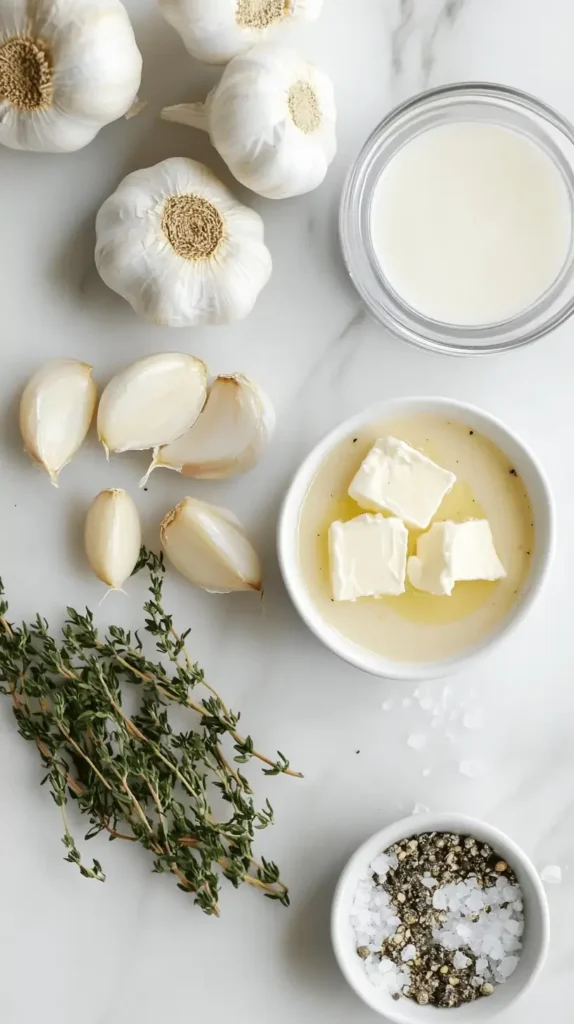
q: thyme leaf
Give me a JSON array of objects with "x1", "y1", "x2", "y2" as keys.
[{"x1": 0, "y1": 549, "x2": 301, "y2": 916}]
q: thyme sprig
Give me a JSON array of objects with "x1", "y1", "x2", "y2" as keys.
[{"x1": 0, "y1": 549, "x2": 301, "y2": 916}]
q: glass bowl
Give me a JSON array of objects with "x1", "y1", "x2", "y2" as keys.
[{"x1": 340, "y1": 83, "x2": 574, "y2": 355}]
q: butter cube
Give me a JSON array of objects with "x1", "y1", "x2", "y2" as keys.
[
  {"x1": 348, "y1": 437, "x2": 456, "y2": 529},
  {"x1": 329, "y1": 514, "x2": 408, "y2": 601},
  {"x1": 407, "y1": 519, "x2": 506, "y2": 596}
]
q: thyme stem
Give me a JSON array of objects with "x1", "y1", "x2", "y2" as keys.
[{"x1": 0, "y1": 549, "x2": 299, "y2": 914}]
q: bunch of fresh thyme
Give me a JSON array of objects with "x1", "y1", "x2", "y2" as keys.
[{"x1": 0, "y1": 549, "x2": 301, "y2": 916}]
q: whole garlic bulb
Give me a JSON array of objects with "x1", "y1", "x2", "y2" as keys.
[
  {"x1": 161, "y1": 497, "x2": 262, "y2": 593},
  {"x1": 95, "y1": 157, "x2": 272, "y2": 326},
  {"x1": 84, "y1": 489, "x2": 141, "y2": 591},
  {"x1": 143, "y1": 374, "x2": 274, "y2": 483},
  {"x1": 159, "y1": 0, "x2": 322, "y2": 65},
  {"x1": 162, "y1": 45, "x2": 336, "y2": 200},
  {"x1": 0, "y1": 0, "x2": 142, "y2": 153},
  {"x1": 20, "y1": 359, "x2": 97, "y2": 486}
]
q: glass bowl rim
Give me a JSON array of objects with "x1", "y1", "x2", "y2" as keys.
[{"x1": 339, "y1": 81, "x2": 574, "y2": 356}]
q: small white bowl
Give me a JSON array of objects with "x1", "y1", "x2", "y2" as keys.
[
  {"x1": 277, "y1": 397, "x2": 554, "y2": 680},
  {"x1": 331, "y1": 813, "x2": 550, "y2": 1022}
]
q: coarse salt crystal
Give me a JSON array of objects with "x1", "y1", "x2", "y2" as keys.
[
  {"x1": 433, "y1": 889, "x2": 448, "y2": 910},
  {"x1": 475, "y1": 957, "x2": 489, "y2": 975},
  {"x1": 371, "y1": 854, "x2": 392, "y2": 876},
  {"x1": 402, "y1": 944, "x2": 417, "y2": 962},
  {"x1": 504, "y1": 918, "x2": 523, "y2": 936},
  {"x1": 421, "y1": 875, "x2": 439, "y2": 889},
  {"x1": 498, "y1": 956, "x2": 519, "y2": 978},
  {"x1": 453, "y1": 951, "x2": 471, "y2": 969},
  {"x1": 402, "y1": 697, "x2": 412, "y2": 707},
  {"x1": 382, "y1": 699, "x2": 394, "y2": 711},
  {"x1": 379, "y1": 957, "x2": 395, "y2": 974}
]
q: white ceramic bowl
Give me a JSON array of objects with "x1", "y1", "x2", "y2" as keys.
[
  {"x1": 277, "y1": 397, "x2": 554, "y2": 680},
  {"x1": 331, "y1": 813, "x2": 550, "y2": 1022}
]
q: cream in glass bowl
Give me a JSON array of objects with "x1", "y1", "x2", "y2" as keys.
[
  {"x1": 278, "y1": 398, "x2": 554, "y2": 680},
  {"x1": 340, "y1": 83, "x2": 574, "y2": 354}
]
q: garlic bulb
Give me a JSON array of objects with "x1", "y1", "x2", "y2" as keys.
[
  {"x1": 159, "y1": 0, "x2": 322, "y2": 64},
  {"x1": 20, "y1": 359, "x2": 97, "y2": 486},
  {"x1": 161, "y1": 498, "x2": 262, "y2": 593},
  {"x1": 84, "y1": 489, "x2": 141, "y2": 590},
  {"x1": 97, "y1": 353, "x2": 208, "y2": 457},
  {"x1": 143, "y1": 374, "x2": 275, "y2": 483},
  {"x1": 95, "y1": 157, "x2": 272, "y2": 326},
  {"x1": 162, "y1": 46, "x2": 336, "y2": 200},
  {"x1": 0, "y1": 0, "x2": 142, "y2": 153}
]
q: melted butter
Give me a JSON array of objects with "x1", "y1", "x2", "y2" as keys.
[{"x1": 298, "y1": 417, "x2": 535, "y2": 662}]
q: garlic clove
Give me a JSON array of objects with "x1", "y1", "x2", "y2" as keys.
[
  {"x1": 143, "y1": 374, "x2": 275, "y2": 483},
  {"x1": 160, "y1": 497, "x2": 262, "y2": 593},
  {"x1": 97, "y1": 353, "x2": 208, "y2": 456},
  {"x1": 84, "y1": 489, "x2": 142, "y2": 590},
  {"x1": 19, "y1": 359, "x2": 97, "y2": 486}
]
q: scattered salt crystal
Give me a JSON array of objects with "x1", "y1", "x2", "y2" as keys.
[
  {"x1": 453, "y1": 951, "x2": 471, "y2": 969},
  {"x1": 382, "y1": 699, "x2": 394, "y2": 711},
  {"x1": 407, "y1": 733, "x2": 427, "y2": 750},
  {"x1": 421, "y1": 768, "x2": 431, "y2": 777},
  {"x1": 462, "y1": 709, "x2": 484, "y2": 730},
  {"x1": 421, "y1": 875, "x2": 438, "y2": 889},
  {"x1": 412, "y1": 802, "x2": 430, "y2": 814},
  {"x1": 402, "y1": 697, "x2": 412, "y2": 707},
  {"x1": 419, "y1": 696, "x2": 435, "y2": 711},
  {"x1": 540, "y1": 864, "x2": 562, "y2": 884},
  {"x1": 387, "y1": 915, "x2": 401, "y2": 927},
  {"x1": 379, "y1": 957, "x2": 394, "y2": 974},
  {"x1": 476, "y1": 958, "x2": 489, "y2": 975},
  {"x1": 459, "y1": 759, "x2": 484, "y2": 778},
  {"x1": 498, "y1": 956, "x2": 518, "y2": 978},
  {"x1": 402, "y1": 944, "x2": 416, "y2": 962}
]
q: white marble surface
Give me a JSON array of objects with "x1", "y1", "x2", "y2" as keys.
[{"x1": 1, "y1": 1, "x2": 574, "y2": 1021}]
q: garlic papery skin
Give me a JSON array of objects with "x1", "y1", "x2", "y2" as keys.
[
  {"x1": 161, "y1": 498, "x2": 262, "y2": 593},
  {"x1": 20, "y1": 359, "x2": 97, "y2": 486},
  {"x1": 162, "y1": 45, "x2": 336, "y2": 200},
  {"x1": 95, "y1": 157, "x2": 272, "y2": 326},
  {"x1": 0, "y1": 0, "x2": 142, "y2": 153},
  {"x1": 97, "y1": 353, "x2": 208, "y2": 457},
  {"x1": 84, "y1": 489, "x2": 141, "y2": 590},
  {"x1": 143, "y1": 374, "x2": 275, "y2": 483},
  {"x1": 158, "y1": 0, "x2": 322, "y2": 64}
]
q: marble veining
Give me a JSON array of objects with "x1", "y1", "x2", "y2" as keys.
[{"x1": 1, "y1": 2, "x2": 574, "y2": 1022}]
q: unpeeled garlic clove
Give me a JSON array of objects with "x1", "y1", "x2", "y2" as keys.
[
  {"x1": 84, "y1": 489, "x2": 141, "y2": 590},
  {"x1": 160, "y1": 497, "x2": 262, "y2": 593},
  {"x1": 142, "y1": 374, "x2": 275, "y2": 484},
  {"x1": 97, "y1": 353, "x2": 208, "y2": 457},
  {"x1": 19, "y1": 359, "x2": 97, "y2": 486}
]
